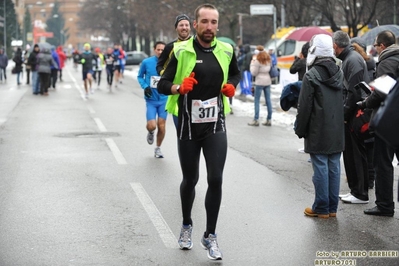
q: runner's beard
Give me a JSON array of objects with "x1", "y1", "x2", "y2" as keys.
[
  {"x1": 197, "y1": 31, "x2": 215, "y2": 44},
  {"x1": 178, "y1": 30, "x2": 190, "y2": 40}
]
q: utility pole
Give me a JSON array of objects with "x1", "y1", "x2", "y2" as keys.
[
  {"x1": 3, "y1": 0, "x2": 6, "y2": 53},
  {"x1": 281, "y1": 0, "x2": 286, "y2": 28},
  {"x1": 237, "y1": 13, "x2": 249, "y2": 46}
]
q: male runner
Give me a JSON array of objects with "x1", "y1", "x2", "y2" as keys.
[
  {"x1": 137, "y1": 41, "x2": 168, "y2": 158},
  {"x1": 104, "y1": 47, "x2": 116, "y2": 92},
  {"x1": 80, "y1": 43, "x2": 96, "y2": 98},
  {"x1": 157, "y1": 4, "x2": 240, "y2": 260}
]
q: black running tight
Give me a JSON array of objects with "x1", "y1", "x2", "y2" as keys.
[
  {"x1": 106, "y1": 68, "x2": 113, "y2": 85},
  {"x1": 178, "y1": 131, "x2": 227, "y2": 235},
  {"x1": 96, "y1": 70, "x2": 102, "y2": 86}
]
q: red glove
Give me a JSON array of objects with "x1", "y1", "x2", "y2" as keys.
[
  {"x1": 180, "y1": 72, "x2": 198, "y2": 94},
  {"x1": 221, "y1": 83, "x2": 236, "y2": 97}
]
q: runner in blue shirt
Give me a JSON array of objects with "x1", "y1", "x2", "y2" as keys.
[{"x1": 137, "y1": 41, "x2": 167, "y2": 158}]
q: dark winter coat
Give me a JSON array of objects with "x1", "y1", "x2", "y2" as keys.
[
  {"x1": 289, "y1": 57, "x2": 307, "y2": 81},
  {"x1": 366, "y1": 57, "x2": 376, "y2": 81},
  {"x1": 295, "y1": 57, "x2": 345, "y2": 154},
  {"x1": 27, "y1": 50, "x2": 39, "y2": 71},
  {"x1": 363, "y1": 44, "x2": 399, "y2": 116},
  {"x1": 13, "y1": 50, "x2": 23, "y2": 73},
  {"x1": 0, "y1": 50, "x2": 8, "y2": 68},
  {"x1": 336, "y1": 46, "x2": 370, "y2": 122}
]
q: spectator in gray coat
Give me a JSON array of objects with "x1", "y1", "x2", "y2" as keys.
[{"x1": 37, "y1": 48, "x2": 57, "y2": 95}]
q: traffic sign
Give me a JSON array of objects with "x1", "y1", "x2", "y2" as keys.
[{"x1": 250, "y1": 4, "x2": 275, "y2": 15}]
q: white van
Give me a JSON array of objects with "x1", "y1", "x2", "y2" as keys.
[{"x1": 275, "y1": 39, "x2": 307, "y2": 69}]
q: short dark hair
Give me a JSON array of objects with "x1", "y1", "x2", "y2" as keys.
[
  {"x1": 376, "y1": 30, "x2": 396, "y2": 47},
  {"x1": 153, "y1": 41, "x2": 166, "y2": 49},
  {"x1": 194, "y1": 3, "x2": 217, "y2": 21},
  {"x1": 301, "y1": 42, "x2": 310, "y2": 58},
  {"x1": 332, "y1": 31, "x2": 350, "y2": 48}
]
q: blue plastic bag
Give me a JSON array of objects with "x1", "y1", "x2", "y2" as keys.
[{"x1": 240, "y1": 70, "x2": 252, "y2": 95}]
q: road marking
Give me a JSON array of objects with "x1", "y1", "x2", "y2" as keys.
[
  {"x1": 93, "y1": 117, "x2": 107, "y2": 132},
  {"x1": 87, "y1": 106, "x2": 95, "y2": 114},
  {"x1": 130, "y1": 183, "x2": 177, "y2": 249},
  {"x1": 105, "y1": 138, "x2": 127, "y2": 165},
  {"x1": 66, "y1": 68, "x2": 86, "y2": 100},
  {"x1": 0, "y1": 118, "x2": 7, "y2": 126},
  {"x1": 63, "y1": 84, "x2": 72, "y2": 89}
]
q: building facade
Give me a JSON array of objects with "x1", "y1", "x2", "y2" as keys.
[{"x1": 14, "y1": 0, "x2": 90, "y2": 51}]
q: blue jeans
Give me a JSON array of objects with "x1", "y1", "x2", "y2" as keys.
[
  {"x1": 310, "y1": 153, "x2": 341, "y2": 214},
  {"x1": 17, "y1": 72, "x2": 21, "y2": 84},
  {"x1": 31, "y1": 71, "x2": 39, "y2": 94},
  {"x1": 254, "y1": 85, "x2": 272, "y2": 120}
]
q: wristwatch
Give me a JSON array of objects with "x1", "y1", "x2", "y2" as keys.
[{"x1": 176, "y1": 85, "x2": 180, "y2": 93}]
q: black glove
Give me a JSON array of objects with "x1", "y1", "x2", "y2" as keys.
[
  {"x1": 356, "y1": 100, "x2": 365, "y2": 110},
  {"x1": 144, "y1": 87, "x2": 152, "y2": 98}
]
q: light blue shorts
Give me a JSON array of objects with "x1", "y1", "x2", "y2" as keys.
[{"x1": 146, "y1": 100, "x2": 167, "y2": 121}]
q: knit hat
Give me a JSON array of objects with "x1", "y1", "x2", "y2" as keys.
[
  {"x1": 307, "y1": 34, "x2": 334, "y2": 66},
  {"x1": 175, "y1": 14, "x2": 190, "y2": 28},
  {"x1": 350, "y1": 37, "x2": 367, "y2": 52},
  {"x1": 84, "y1": 43, "x2": 91, "y2": 49}
]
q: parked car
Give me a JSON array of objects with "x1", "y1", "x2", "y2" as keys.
[{"x1": 125, "y1": 51, "x2": 148, "y2": 65}]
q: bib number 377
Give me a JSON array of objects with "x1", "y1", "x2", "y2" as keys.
[{"x1": 191, "y1": 97, "x2": 219, "y2": 123}]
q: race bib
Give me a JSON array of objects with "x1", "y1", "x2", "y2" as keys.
[
  {"x1": 150, "y1": 76, "x2": 161, "y2": 88},
  {"x1": 191, "y1": 97, "x2": 219, "y2": 123}
]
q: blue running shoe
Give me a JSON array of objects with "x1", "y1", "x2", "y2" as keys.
[
  {"x1": 200, "y1": 233, "x2": 222, "y2": 260},
  {"x1": 178, "y1": 224, "x2": 193, "y2": 250}
]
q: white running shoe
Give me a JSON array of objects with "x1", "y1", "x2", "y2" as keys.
[
  {"x1": 341, "y1": 195, "x2": 369, "y2": 204},
  {"x1": 154, "y1": 147, "x2": 164, "y2": 158},
  {"x1": 339, "y1": 192, "x2": 351, "y2": 199},
  {"x1": 178, "y1": 225, "x2": 193, "y2": 250},
  {"x1": 201, "y1": 233, "x2": 222, "y2": 260}
]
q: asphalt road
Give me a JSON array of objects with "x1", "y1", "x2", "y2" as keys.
[{"x1": 0, "y1": 62, "x2": 398, "y2": 266}]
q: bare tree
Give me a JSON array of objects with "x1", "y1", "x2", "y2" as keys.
[
  {"x1": 78, "y1": 0, "x2": 128, "y2": 44},
  {"x1": 311, "y1": 0, "x2": 387, "y2": 36},
  {"x1": 77, "y1": 0, "x2": 396, "y2": 51}
]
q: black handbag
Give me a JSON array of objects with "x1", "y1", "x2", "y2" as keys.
[{"x1": 369, "y1": 84, "x2": 399, "y2": 148}]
